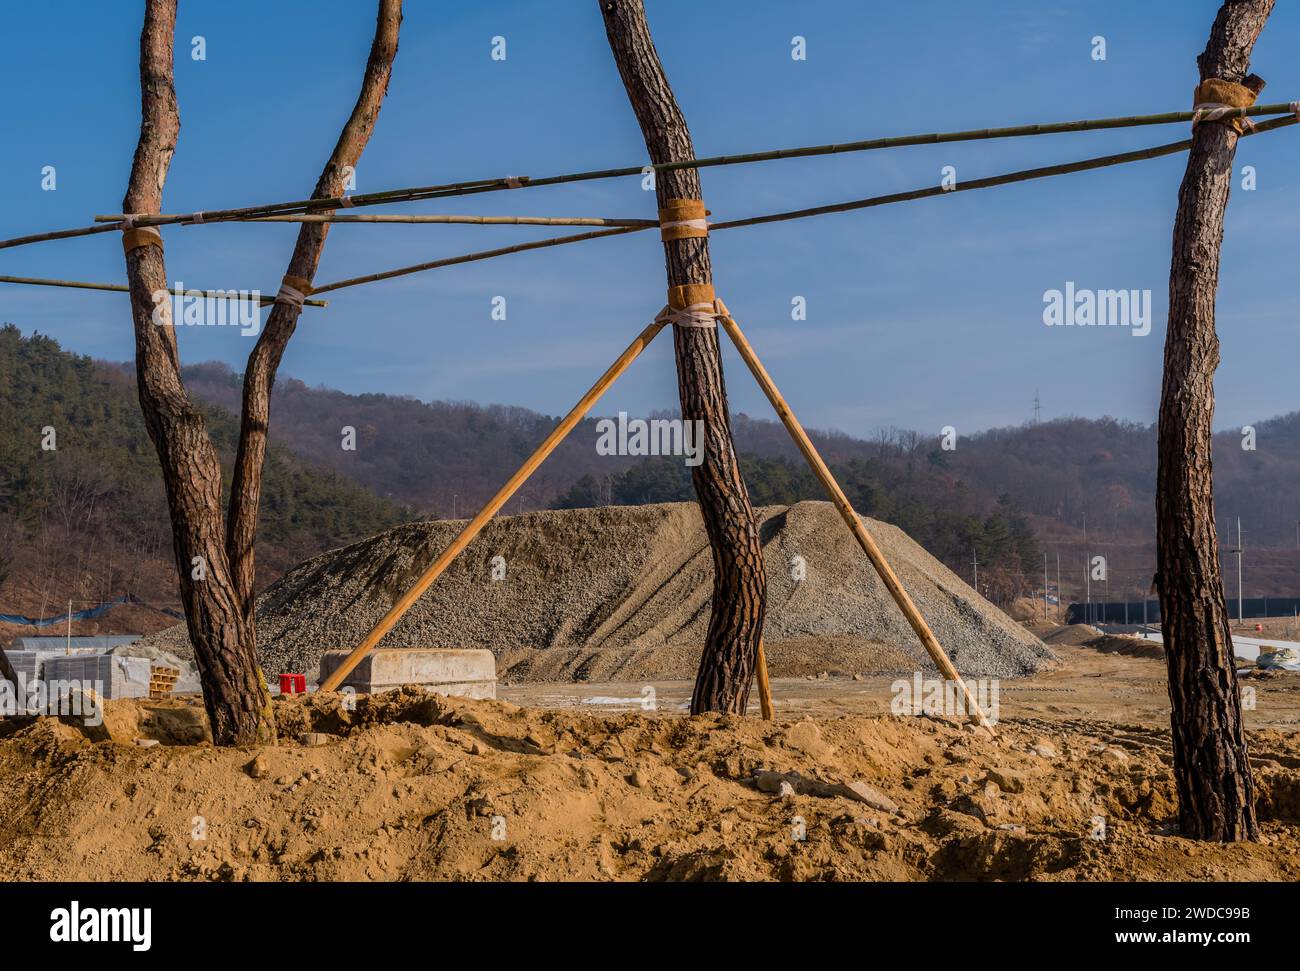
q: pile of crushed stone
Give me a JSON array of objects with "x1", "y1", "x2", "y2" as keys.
[
  {"x1": 1, "y1": 690, "x2": 1298, "y2": 882},
  {"x1": 142, "y1": 501, "x2": 1053, "y2": 683}
]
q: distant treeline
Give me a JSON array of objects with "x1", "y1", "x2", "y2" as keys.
[{"x1": 0, "y1": 325, "x2": 407, "y2": 611}]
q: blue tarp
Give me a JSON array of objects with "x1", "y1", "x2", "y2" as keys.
[{"x1": 0, "y1": 595, "x2": 180, "y2": 628}]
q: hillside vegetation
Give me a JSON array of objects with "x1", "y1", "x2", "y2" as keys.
[{"x1": 0, "y1": 326, "x2": 406, "y2": 620}]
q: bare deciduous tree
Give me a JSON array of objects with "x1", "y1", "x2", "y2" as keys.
[
  {"x1": 1156, "y1": 0, "x2": 1272, "y2": 841},
  {"x1": 121, "y1": 0, "x2": 402, "y2": 745}
]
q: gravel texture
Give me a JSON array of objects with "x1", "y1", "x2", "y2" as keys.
[{"x1": 142, "y1": 501, "x2": 1054, "y2": 682}]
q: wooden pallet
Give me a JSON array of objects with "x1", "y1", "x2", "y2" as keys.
[{"x1": 149, "y1": 665, "x2": 180, "y2": 699}]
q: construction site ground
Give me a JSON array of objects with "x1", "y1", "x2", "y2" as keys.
[{"x1": 1, "y1": 640, "x2": 1298, "y2": 882}]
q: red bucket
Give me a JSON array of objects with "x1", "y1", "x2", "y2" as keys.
[{"x1": 279, "y1": 673, "x2": 307, "y2": 695}]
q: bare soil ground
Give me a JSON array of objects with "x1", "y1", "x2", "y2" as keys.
[{"x1": 1, "y1": 642, "x2": 1297, "y2": 882}]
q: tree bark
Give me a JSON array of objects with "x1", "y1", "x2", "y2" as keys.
[
  {"x1": 599, "y1": 0, "x2": 767, "y2": 715},
  {"x1": 0, "y1": 647, "x2": 17, "y2": 690},
  {"x1": 1156, "y1": 0, "x2": 1272, "y2": 841},
  {"x1": 122, "y1": 0, "x2": 401, "y2": 745},
  {"x1": 227, "y1": 0, "x2": 402, "y2": 615}
]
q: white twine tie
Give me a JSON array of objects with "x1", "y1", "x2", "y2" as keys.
[{"x1": 657, "y1": 301, "x2": 718, "y2": 329}]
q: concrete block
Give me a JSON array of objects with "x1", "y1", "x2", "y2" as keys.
[
  {"x1": 317, "y1": 649, "x2": 497, "y2": 699},
  {"x1": 43, "y1": 654, "x2": 151, "y2": 700}
]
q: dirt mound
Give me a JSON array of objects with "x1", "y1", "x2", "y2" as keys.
[
  {"x1": 142, "y1": 502, "x2": 1052, "y2": 682},
  {"x1": 1005, "y1": 597, "x2": 1046, "y2": 623},
  {"x1": 2, "y1": 691, "x2": 1298, "y2": 882},
  {"x1": 1042, "y1": 624, "x2": 1104, "y2": 647},
  {"x1": 1083, "y1": 634, "x2": 1164, "y2": 660}
]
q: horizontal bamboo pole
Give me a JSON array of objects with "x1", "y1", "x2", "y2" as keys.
[
  {"x1": 308, "y1": 115, "x2": 1298, "y2": 297},
  {"x1": 318, "y1": 315, "x2": 669, "y2": 693},
  {"x1": 98, "y1": 213, "x2": 659, "y2": 228},
  {"x1": 0, "y1": 274, "x2": 328, "y2": 307},
  {"x1": 311, "y1": 225, "x2": 646, "y2": 294},
  {"x1": 0, "y1": 223, "x2": 120, "y2": 251},
  {"x1": 716, "y1": 300, "x2": 991, "y2": 730},
  {"x1": 84, "y1": 102, "x2": 1300, "y2": 229},
  {"x1": 714, "y1": 115, "x2": 1297, "y2": 232}
]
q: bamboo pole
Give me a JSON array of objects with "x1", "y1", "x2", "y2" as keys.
[
  {"x1": 102, "y1": 213, "x2": 658, "y2": 228},
  {"x1": 318, "y1": 315, "x2": 669, "y2": 693},
  {"x1": 754, "y1": 639, "x2": 774, "y2": 720},
  {"x1": 0, "y1": 223, "x2": 120, "y2": 251},
  {"x1": 307, "y1": 117, "x2": 1297, "y2": 298},
  {"x1": 311, "y1": 226, "x2": 645, "y2": 294},
  {"x1": 0, "y1": 274, "x2": 328, "y2": 307},
  {"x1": 716, "y1": 300, "x2": 992, "y2": 729},
  {"x1": 713, "y1": 115, "x2": 1297, "y2": 233},
  {"x1": 84, "y1": 102, "x2": 1300, "y2": 229}
]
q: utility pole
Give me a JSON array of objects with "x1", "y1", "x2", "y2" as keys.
[
  {"x1": 1237, "y1": 517, "x2": 1244, "y2": 624},
  {"x1": 1083, "y1": 513, "x2": 1090, "y2": 624},
  {"x1": 1224, "y1": 516, "x2": 1244, "y2": 624},
  {"x1": 1043, "y1": 551, "x2": 1049, "y2": 620},
  {"x1": 1055, "y1": 551, "x2": 1061, "y2": 622},
  {"x1": 972, "y1": 548, "x2": 979, "y2": 593},
  {"x1": 1032, "y1": 390, "x2": 1041, "y2": 424},
  {"x1": 1105, "y1": 552, "x2": 1110, "y2": 624}
]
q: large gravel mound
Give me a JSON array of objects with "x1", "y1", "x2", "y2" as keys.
[{"x1": 142, "y1": 501, "x2": 1053, "y2": 681}]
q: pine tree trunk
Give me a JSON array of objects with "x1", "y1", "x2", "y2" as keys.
[
  {"x1": 1156, "y1": 0, "x2": 1272, "y2": 841},
  {"x1": 0, "y1": 647, "x2": 17, "y2": 691},
  {"x1": 123, "y1": 0, "x2": 273, "y2": 746},
  {"x1": 227, "y1": 0, "x2": 402, "y2": 615},
  {"x1": 599, "y1": 0, "x2": 767, "y2": 715},
  {"x1": 122, "y1": 0, "x2": 401, "y2": 745}
]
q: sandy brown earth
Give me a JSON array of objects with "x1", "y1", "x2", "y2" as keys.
[{"x1": 1, "y1": 642, "x2": 1297, "y2": 883}]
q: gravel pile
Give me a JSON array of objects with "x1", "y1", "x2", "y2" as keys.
[{"x1": 142, "y1": 501, "x2": 1054, "y2": 682}]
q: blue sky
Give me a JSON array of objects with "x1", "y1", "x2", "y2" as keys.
[{"x1": 2, "y1": 0, "x2": 1298, "y2": 438}]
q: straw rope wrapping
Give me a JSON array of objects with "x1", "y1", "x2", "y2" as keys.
[
  {"x1": 659, "y1": 282, "x2": 719, "y2": 328},
  {"x1": 274, "y1": 274, "x2": 313, "y2": 308},
  {"x1": 659, "y1": 198, "x2": 709, "y2": 241},
  {"x1": 1192, "y1": 78, "x2": 1259, "y2": 134},
  {"x1": 120, "y1": 215, "x2": 163, "y2": 254}
]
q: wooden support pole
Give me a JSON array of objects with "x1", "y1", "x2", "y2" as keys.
[
  {"x1": 98, "y1": 213, "x2": 658, "y2": 228},
  {"x1": 77, "y1": 101, "x2": 1299, "y2": 230},
  {"x1": 319, "y1": 316, "x2": 669, "y2": 693},
  {"x1": 0, "y1": 274, "x2": 328, "y2": 307},
  {"x1": 716, "y1": 301, "x2": 991, "y2": 729},
  {"x1": 754, "y1": 639, "x2": 774, "y2": 719}
]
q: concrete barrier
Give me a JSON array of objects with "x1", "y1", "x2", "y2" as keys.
[{"x1": 317, "y1": 648, "x2": 497, "y2": 699}]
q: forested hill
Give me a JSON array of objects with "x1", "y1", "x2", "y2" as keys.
[
  {"x1": 180, "y1": 359, "x2": 1300, "y2": 600},
  {"x1": 181, "y1": 358, "x2": 1300, "y2": 545},
  {"x1": 6, "y1": 325, "x2": 1296, "y2": 615},
  {"x1": 0, "y1": 325, "x2": 407, "y2": 616}
]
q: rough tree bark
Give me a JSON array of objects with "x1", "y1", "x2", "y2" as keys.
[
  {"x1": 599, "y1": 0, "x2": 767, "y2": 715},
  {"x1": 122, "y1": 0, "x2": 401, "y2": 745},
  {"x1": 0, "y1": 648, "x2": 16, "y2": 689},
  {"x1": 1156, "y1": 0, "x2": 1272, "y2": 841},
  {"x1": 228, "y1": 0, "x2": 402, "y2": 615}
]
